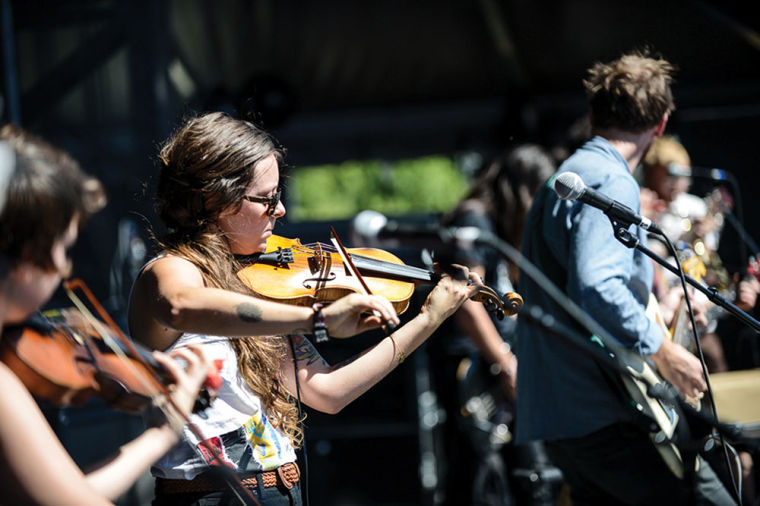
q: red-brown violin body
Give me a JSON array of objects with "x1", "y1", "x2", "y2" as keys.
[
  {"x1": 237, "y1": 234, "x2": 523, "y2": 319},
  {"x1": 1, "y1": 279, "x2": 220, "y2": 414},
  {"x1": 1, "y1": 309, "x2": 169, "y2": 413}
]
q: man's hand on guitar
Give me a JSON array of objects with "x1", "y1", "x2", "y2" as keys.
[{"x1": 650, "y1": 337, "x2": 706, "y2": 400}]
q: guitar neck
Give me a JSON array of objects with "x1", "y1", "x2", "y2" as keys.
[{"x1": 671, "y1": 297, "x2": 695, "y2": 352}]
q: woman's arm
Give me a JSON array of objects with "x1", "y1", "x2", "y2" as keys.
[
  {"x1": 0, "y1": 362, "x2": 111, "y2": 505},
  {"x1": 279, "y1": 270, "x2": 482, "y2": 414},
  {"x1": 129, "y1": 255, "x2": 399, "y2": 350},
  {"x1": 0, "y1": 346, "x2": 211, "y2": 504}
]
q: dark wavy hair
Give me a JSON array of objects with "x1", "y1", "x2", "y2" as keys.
[
  {"x1": 0, "y1": 124, "x2": 105, "y2": 271},
  {"x1": 442, "y1": 144, "x2": 556, "y2": 250},
  {"x1": 154, "y1": 111, "x2": 303, "y2": 447}
]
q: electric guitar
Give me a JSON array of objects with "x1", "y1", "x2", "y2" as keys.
[{"x1": 612, "y1": 253, "x2": 731, "y2": 479}]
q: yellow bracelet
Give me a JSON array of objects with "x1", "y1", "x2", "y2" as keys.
[{"x1": 389, "y1": 335, "x2": 406, "y2": 365}]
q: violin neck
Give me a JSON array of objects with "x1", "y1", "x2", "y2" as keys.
[
  {"x1": 251, "y1": 245, "x2": 435, "y2": 284},
  {"x1": 350, "y1": 254, "x2": 434, "y2": 284}
]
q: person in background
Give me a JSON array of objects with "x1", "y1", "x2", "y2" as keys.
[
  {"x1": 434, "y1": 144, "x2": 561, "y2": 505},
  {"x1": 128, "y1": 111, "x2": 482, "y2": 505},
  {"x1": 639, "y1": 135, "x2": 760, "y2": 374},
  {"x1": 0, "y1": 124, "x2": 214, "y2": 506}
]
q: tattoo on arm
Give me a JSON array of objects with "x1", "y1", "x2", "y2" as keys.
[
  {"x1": 292, "y1": 335, "x2": 328, "y2": 367},
  {"x1": 236, "y1": 302, "x2": 263, "y2": 323}
]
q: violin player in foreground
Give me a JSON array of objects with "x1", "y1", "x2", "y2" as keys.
[
  {"x1": 128, "y1": 111, "x2": 484, "y2": 505},
  {"x1": 0, "y1": 124, "x2": 214, "y2": 505}
]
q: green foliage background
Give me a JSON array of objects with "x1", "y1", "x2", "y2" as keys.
[{"x1": 287, "y1": 155, "x2": 468, "y2": 221}]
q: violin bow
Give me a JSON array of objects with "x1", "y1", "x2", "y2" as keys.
[
  {"x1": 62, "y1": 279, "x2": 261, "y2": 506},
  {"x1": 329, "y1": 226, "x2": 398, "y2": 334}
]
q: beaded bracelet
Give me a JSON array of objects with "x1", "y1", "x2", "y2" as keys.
[{"x1": 312, "y1": 303, "x2": 329, "y2": 343}]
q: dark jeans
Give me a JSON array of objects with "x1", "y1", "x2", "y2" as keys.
[
  {"x1": 545, "y1": 423, "x2": 737, "y2": 506},
  {"x1": 152, "y1": 478, "x2": 302, "y2": 506}
]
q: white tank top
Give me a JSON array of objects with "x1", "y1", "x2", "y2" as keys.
[
  {"x1": 134, "y1": 254, "x2": 297, "y2": 479},
  {"x1": 151, "y1": 332, "x2": 297, "y2": 479}
]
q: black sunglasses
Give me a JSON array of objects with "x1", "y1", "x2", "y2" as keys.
[{"x1": 243, "y1": 188, "x2": 281, "y2": 216}]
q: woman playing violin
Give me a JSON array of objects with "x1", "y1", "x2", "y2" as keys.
[
  {"x1": 0, "y1": 124, "x2": 214, "y2": 505},
  {"x1": 128, "y1": 111, "x2": 482, "y2": 505}
]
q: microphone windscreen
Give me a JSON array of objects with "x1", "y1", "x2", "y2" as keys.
[
  {"x1": 352, "y1": 209, "x2": 387, "y2": 239},
  {"x1": 0, "y1": 142, "x2": 15, "y2": 213},
  {"x1": 554, "y1": 172, "x2": 585, "y2": 200}
]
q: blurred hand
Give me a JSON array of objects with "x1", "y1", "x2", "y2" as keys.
[
  {"x1": 640, "y1": 188, "x2": 667, "y2": 220},
  {"x1": 735, "y1": 276, "x2": 760, "y2": 312},
  {"x1": 152, "y1": 344, "x2": 213, "y2": 421}
]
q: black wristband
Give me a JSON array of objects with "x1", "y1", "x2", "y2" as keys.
[{"x1": 312, "y1": 303, "x2": 329, "y2": 343}]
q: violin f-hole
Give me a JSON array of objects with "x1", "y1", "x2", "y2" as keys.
[{"x1": 302, "y1": 272, "x2": 337, "y2": 289}]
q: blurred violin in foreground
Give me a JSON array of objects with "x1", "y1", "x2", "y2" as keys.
[
  {"x1": 237, "y1": 234, "x2": 523, "y2": 320},
  {"x1": 0, "y1": 278, "x2": 221, "y2": 414}
]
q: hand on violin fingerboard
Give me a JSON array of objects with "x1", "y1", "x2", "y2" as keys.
[{"x1": 421, "y1": 266, "x2": 484, "y2": 322}]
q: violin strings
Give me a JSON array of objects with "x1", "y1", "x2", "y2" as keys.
[
  {"x1": 294, "y1": 243, "x2": 433, "y2": 280},
  {"x1": 290, "y1": 242, "x2": 509, "y2": 316},
  {"x1": 63, "y1": 281, "x2": 260, "y2": 505},
  {"x1": 63, "y1": 286, "x2": 165, "y2": 400}
]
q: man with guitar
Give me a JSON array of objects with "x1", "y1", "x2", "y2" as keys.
[{"x1": 515, "y1": 50, "x2": 737, "y2": 505}]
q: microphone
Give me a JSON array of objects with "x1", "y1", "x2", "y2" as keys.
[
  {"x1": 0, "y1": 142, "x2": 15, "y2": 213},
  {"x1": 667, "y1": 163, "x2": 729, "y2": 182},
  {"x1": 351, "y1": 210, "x2": 483, "y2": 250},
  {"x1": 554, "y1": 172, "x2": 663, "y2": 235}
]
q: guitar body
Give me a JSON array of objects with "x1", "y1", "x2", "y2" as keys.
[
  {"x1": 614, "y1": 347, "x2": 684, "y2": 478},
  {"x1": 614, "y1": 292, "x2": 720, "y2": 479}
]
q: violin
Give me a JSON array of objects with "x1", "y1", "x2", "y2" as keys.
[
  {"x1": 236, "y1": 234, "x2": 523, "y2": 319},
  {"x1": 0, "y1": 280, "x2": 257, "y2": 504},
  {"x1": 0, "y1": 279, "x2": 220, "y2": 414}
]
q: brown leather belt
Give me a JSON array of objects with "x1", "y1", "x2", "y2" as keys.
[{"x1": 156, "y1": 462, "x2": 300, "y2": 494}]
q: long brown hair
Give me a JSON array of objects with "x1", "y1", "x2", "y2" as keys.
[
  {"x1": 442, "y1": 144, "x2": 556, "y2": 249},
  {"x1": 154, "y1": 112, "x2": 302, "y2": 447},
  {"x1": 441, "y1": 144, "x2": 555, "y2": 282}
]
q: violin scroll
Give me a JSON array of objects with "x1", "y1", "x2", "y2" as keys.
[{"x1": 470, "y1": 285, "x2": 523, "y2": 320}]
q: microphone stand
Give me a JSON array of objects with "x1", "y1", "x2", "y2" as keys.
[
  {"x1": 610, "y1": 224, "x2": 760, "y2": 335},
  {"x1": 455, "y1": 227, "x2": 755, "y2": 505}
]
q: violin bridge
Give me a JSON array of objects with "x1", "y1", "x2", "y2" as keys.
[{"x1": 308, "y1": 242, "x2": 324, "y2": 273}]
